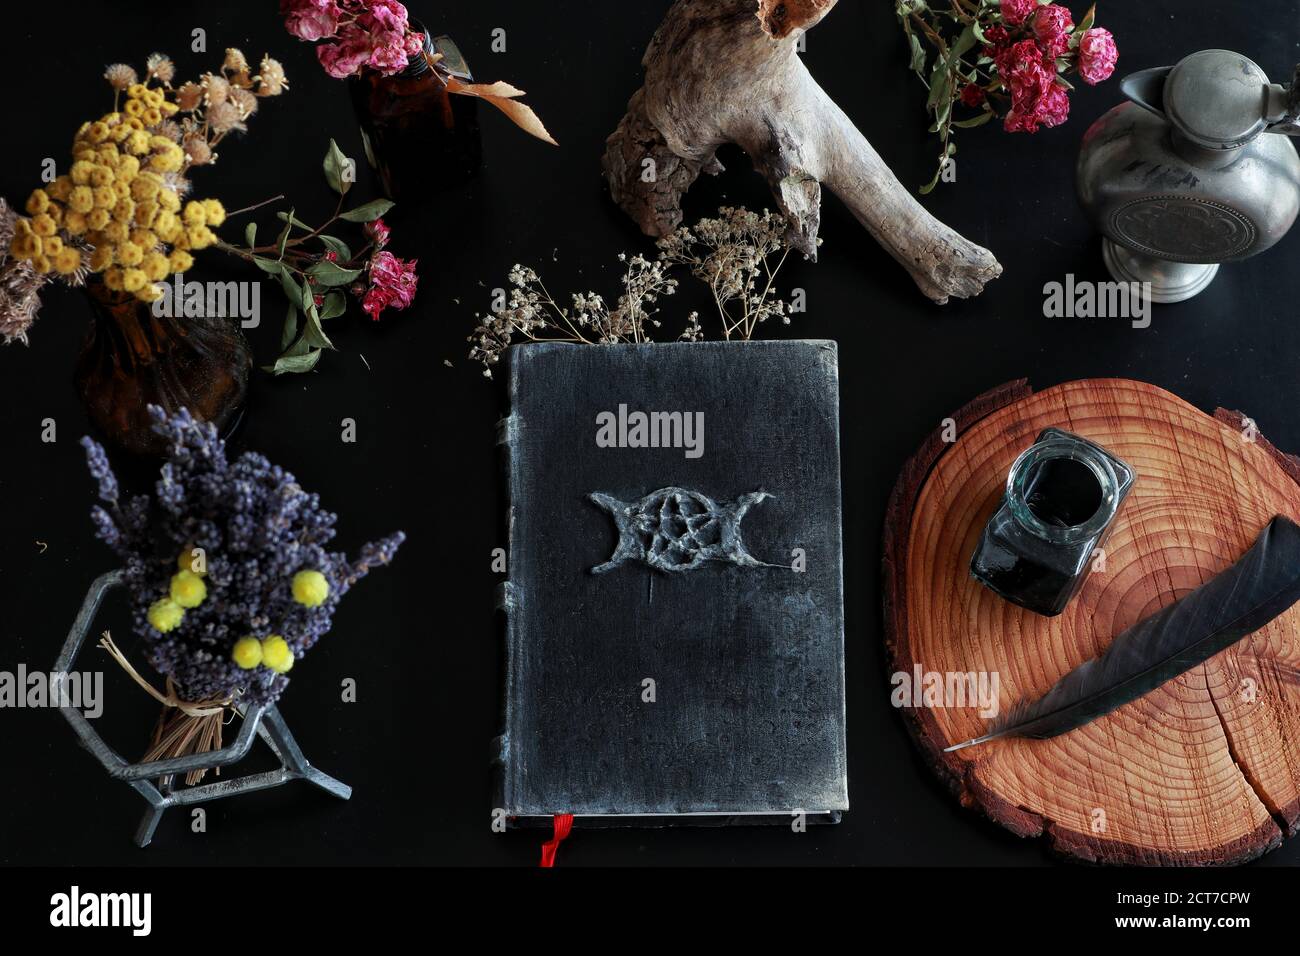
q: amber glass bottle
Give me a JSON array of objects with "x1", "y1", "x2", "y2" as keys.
[
  {"x1": 75, "y1": 279, "x2": 252, "y2": 457},
  {"x1": 348, "y1": 27, "x2": 482, "y2": 200}
]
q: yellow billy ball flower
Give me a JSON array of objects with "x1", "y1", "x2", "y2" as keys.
[
  {"x1": 136, "y1": 282, "x2": 164, "y2": 304},
  {"x1": 158, "y1": 189, "x2": 181, "y2": 213},
  {"x1": 182, "y1": 201, "x2": 206, "y2": 227},
  {"x1": 161, "y1": 101, "x2": 180, "y2": 116},
  {"x1": 87, "y1": 208, "x2": 112, "y2": 231},
  {"x1": 63, "y1": 210, "x2": 88, "y2": 235},
  {"x1": 92, "y1": 185, "x2": 118, "y2": 209},
  {"x1": 260, "y1": 636, "x2": 294, "y2": 674},
  {"x1": 31, "y1": 214, "x2": 57, "y2": 237},
  {"x1": 103, "y1": 267, "x2": 125, "y2": 291},
  {"x1": 186, "y1": 226, "x2": 216, "y2": 250},
  {"x1": 203, "y1": 201, "x2": 226, "y2": 227},
  {"x1": 112, "y1": 197, "x2": 135, "y2": 224},
  {"x1": 291, "y1": 570, "x2": 330, "y2": 608},
  {"x1": 132, "y1": 174, "x2": 161, "y2": 201},
  {"x1": 124, "y1": 116, "x2": 145, "y2": 131},
  {"x1": 142, "y1": 251, "x2": 170, "y2": 282},
  {"x1": 48, "y1": 176, "x2": 73, "y2": 202},
  {"x1": 169, "y1": 250, "x2": 193, "y2": 273},
  {"x1": 69, "y1": 186, "x2": 95, "y2": 214},
  {"x1": 137, "y1": 201, "x2": 161, "y2": 229},
  {"x1": 117, "y1": 242, "x2": 144, "y2": 267},
  {"x1": 142, "y1": 107, "x2": 164, "y2": 127},
  {"x1": 103, "y1": 220, "x2": 129, "y2": 243},
  {"x1": 130, "y1": 227, "x2": 156, "y2": 247},
  {"x1": 170, "y1": 567, "x2": 208, "y2": 606},
  {"x1": 127, "y1": 83, "x2": 148, "y2": 100},
  {"x1": 89, "y1": 245, "x2": 114, "y2": 272},
  {"x1": 25, "y1": 189, "x2": 49, "y2": 215},
  {"x1": 89, "y1": 165, "x2": 115, "y2": 187},
  {"x1": 145, "y1": 89, "x2": 165, "y2": 109},
  {"x1": 43, "y1": 235, "x2": 63, "y2": 256},
  {"x1": 126, "y1": 130, "x2": 151, "y2": 156},
  {"x1": 147, "y1": 597, "x2": 184, "y2": 633},
  {"x1": 70, "y1": 161, "x2": 94, "y2": 185},
  {"x1": 117, "y1": 155, "x2": 141, "y2": 180},
  {"x1": 30, "y1": 254, "x2": 52, "y2": 274},
  {"x1": 53, "y1": 248, "x2": 83, "y2": 275},
  {"x1": 86, "y1": 121, "x2": 110, "y2": 143},
  {"x1": 121, "y1": 268, "x2": 147, "y2": 293},
  {"x1": 231, "y1": 637, "x2": 263, "y2": 670},
  {"x1": 46, "y1": 204, "x2": 63, "y2": 227},
  {"x1": 124, "y1": 98, "x2": 145, "y2": 119},
  {"x1": 150, "y1": 151, "x2": 181, "y2": 174}
]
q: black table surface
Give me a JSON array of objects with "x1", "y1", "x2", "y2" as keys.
[{"x1": 3, "y1": 0, "x2": 1300, "y2": 867}]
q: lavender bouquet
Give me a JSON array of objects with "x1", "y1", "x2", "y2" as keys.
[{"x1": 83, "y1": 407, "x2": 403, "y2": 776}]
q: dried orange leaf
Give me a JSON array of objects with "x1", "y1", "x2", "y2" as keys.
[{"x1": 445, "y1": 76, "x2": 558, "y2": 146}]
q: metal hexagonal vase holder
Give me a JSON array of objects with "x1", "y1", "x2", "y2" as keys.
[{"x1": 55, "y1": 571, "x2": 351, "y2": 847}]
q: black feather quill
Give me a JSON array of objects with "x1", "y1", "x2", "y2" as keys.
[{"x1": 946, "y1": 515, "x2": 1300, "y2": 752}]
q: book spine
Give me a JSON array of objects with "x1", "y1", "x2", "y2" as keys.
[{"x1": 491, "y1": 357, "x2": 523, "y2": 821}]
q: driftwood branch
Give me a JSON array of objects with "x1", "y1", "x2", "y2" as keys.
[{"x1": 603, "y1": 0, "x2": 1002, "y2": 304}]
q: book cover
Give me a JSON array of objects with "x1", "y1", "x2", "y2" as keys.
[{"x1": 496, "y1": 340, "x2": 847, "y2": 824}]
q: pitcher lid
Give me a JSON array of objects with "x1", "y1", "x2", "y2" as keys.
[{"x1": 1164, "y1": 50, "x2": 1273, "y2": 149}]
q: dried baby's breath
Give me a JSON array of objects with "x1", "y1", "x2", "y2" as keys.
[{"x1": 468, "y1": 206, "x2": 798, "y2": 377}]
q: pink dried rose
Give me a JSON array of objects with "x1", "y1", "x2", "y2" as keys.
[
  {"x1": 1078, "y1": 27, "x2": 1120, "y2": 85},
  {"x1": 317, "y1": 30, "x2": 375, "y2": 79},
  {"x1": 358, "y1": 0, "x2": 409, "y2": 33},
  {"x1": 1031, "y1": 5, "x2": 1075, "y2": 58},
  {"x1": 361, "y1": 251, "x2": 418, "y2": 320},
  {"x1": 282, "y1": 0, "x2": 342, "y2": 43},
  {"x1": 365, "y1": 218, "x2": 391, "y2": 249},
  {"x1": 1000, "y1": 0, "x2": 1038, "y2": 27},
  {"x1": 1034, "y1": 83, "x2": 1071, "y2": 128},
  {"x1": 1001, "y1": 40, "x2": 1060, "y2": 133}
]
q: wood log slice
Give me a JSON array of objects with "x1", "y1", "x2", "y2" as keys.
[{"x1": 883, "y1": 379, "x2": 1300, "y2": 865}]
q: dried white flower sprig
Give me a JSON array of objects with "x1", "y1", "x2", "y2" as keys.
[{"x1": 468, "y1": 207, "x2": 800, "y2": 377}]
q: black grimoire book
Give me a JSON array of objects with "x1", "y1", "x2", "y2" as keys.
[{"x1": 495, "y1": 340, "x2": 847, "y2": 825}]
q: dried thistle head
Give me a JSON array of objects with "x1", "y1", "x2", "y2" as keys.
[
  {"x1": 182, "y1": 132, "x2": 213, "y2": 167},
  {"x1": 0, "y1": 198, "x2": 50, "y2": 345},
  {"x1": 205, "y1": 101, "x2": 245, "y2": 135},
  {"x1": 175, "y1": 82, "x2": 204, "y2": 112},
  {"x1": 104, "y1": 63, "x2": 139, "y2": 92},
  {"x1": 223, "y1": 48, "x2": 249, "y2": 75},
  {"x1": 255, "y1": 56, "x2": 289, "y2": 96},
  {"x1": 203, "y1": 74, "x2": 231, "y2": 107},
  {"x1": 230, "y1": 88, "x2": 259, "y2": 121},
  {"x1": 146, "y1": 53, "x2": 176, "y2": 84}
]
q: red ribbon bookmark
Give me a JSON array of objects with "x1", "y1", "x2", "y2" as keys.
[{"x1": 539, "y1": 813, "x2": 574, "y2": 867}]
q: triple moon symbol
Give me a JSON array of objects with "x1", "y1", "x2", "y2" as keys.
[{"x1": 589, "y1": 487, "x2": 775, "y2": 574}]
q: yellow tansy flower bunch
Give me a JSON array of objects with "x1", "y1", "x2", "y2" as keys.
[{"x1": 5, "y1": 49, "x2": 286, "y2": 306}]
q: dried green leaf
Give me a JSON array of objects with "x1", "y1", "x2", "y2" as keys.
[
  {"x1": 307, "y1": 260, "x2": 363, "y2": 287},
  {"x1": 245, "y1": 222, "x2": 257, "y2": 249},
  {"x1": 265, "y1": 349, "x2": 322, "y2": 375},
  {"x1": 318, "y1": 235, "x2": 353, "y2": 261},
  {"x1": 319, "y1": 291, "x2": 347, "y2": 321},
  {"x1": 323, "y1": 138, "x2": 353, "y2": 196},
  {"x1": 339, "y1": 199, "x2": 395, "y2": 223},
  {"x1": 280, "y1": 301, "x2": 299, "y2": 350}
]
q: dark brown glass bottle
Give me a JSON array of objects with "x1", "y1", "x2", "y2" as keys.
[
  {"x1": 348, "y1": 27, "x2": 482, "y2": 201},
  {"x1": 75, "y1": 279, "x2": 251, "y2": 457}
]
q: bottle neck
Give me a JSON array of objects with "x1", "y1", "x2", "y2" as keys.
[{"x1": 1007, "y1": 440, "x2": 1120, "y2": 546}]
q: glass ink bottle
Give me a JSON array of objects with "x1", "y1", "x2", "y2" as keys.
[
  {"x1": 348, "y1": 26, "x2": 482, "y2": 201},
  {"x1": 971, "y1": 429, "x2": 1135, "y2": 617}
]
